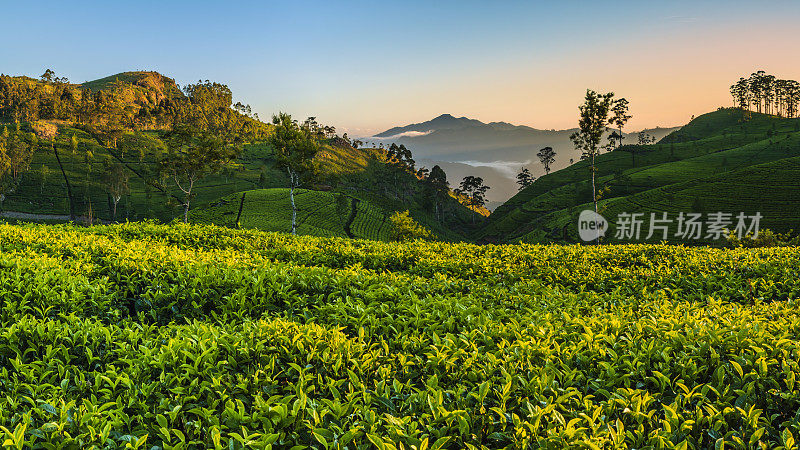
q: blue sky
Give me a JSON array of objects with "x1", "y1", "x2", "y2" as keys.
[{"x1": 3, "y1": 1, "x2": 800, "y2": 135}]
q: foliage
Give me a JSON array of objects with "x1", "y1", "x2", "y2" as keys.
[
  {"x1": 726, "y1": 228, "x2": 800, "y2": 248},
  {"x1": 388, "y1": 210, "x2": 433, "y2": 241},
  {"x1": 160, "y1": 123, "x2": 240, "y2": 222},
  {"x1": 515, "y1": 167, "x2": 534, "y2": 191},
  {"x1": 536, "y1": 146, "x2": 556, "y2": 174},
  {"x1": 455, "y1": 176, "x2": 490, "y2": 223},
  {"x1": 730, "y1": 70, "x2": 800, "y2": 117},
  {"x1": 0, "y1": 222, "x2": 796, "y2": 447},
  {"x1": 269, "y1": 113, "x2": 321, "y2": 234},
  {"x1": 101, "y1": 158, "x2": 130, "y2": 220}
]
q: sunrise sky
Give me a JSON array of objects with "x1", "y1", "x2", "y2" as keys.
[{"x1": 4, "y1": 0, "x2": 800, "y2": 135}]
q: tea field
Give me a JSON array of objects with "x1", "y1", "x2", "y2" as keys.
[{"x1": 1, "y1": 222, "x2": 799, "y2": 448}]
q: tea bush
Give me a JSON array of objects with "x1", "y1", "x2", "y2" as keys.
[{"x1": 0, "y1": 222, "x2": 798, "y2": 448}]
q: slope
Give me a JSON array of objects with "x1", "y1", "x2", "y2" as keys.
[{"x1": 479, "y1": 108, "x2": 800, "y2": 244}]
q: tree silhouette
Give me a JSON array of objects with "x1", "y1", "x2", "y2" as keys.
[
  {"x1": 609, "y1": 98, "x2": 631, "y2": 149},
  {"x1": 516, "y1": 167, "x2": 534, "y2": 190},
  {"x1": 536, "y1": 146, "x2": 556, "y2": 175},
  {"x1": 570, "y1": 89, "x2": 615, "y2": 229},
  {"x1": 457, "y1": 175, "x2": 489, "y2": 224},
  {"x1": 425, "y1": 165, "x2": 449, "y2": 222},
  {"x1": 730, "y1": 71, "x2": 800, "y2": 118}
]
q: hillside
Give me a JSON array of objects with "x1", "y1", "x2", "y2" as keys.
[
  {"x1": 0, "y1": 71, "x2": 483, "y2": 241},
  {"x1": 373, "y1": 114, "x2": 679, "y2": 202},
  {"x1": 479, "y1": 108, "x2": 800, "y2": 244},
  {"x1": 191, "y1": 188, "x2": 392, "y2": 240}
]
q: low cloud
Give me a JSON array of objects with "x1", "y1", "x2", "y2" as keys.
[
  {"x1": 458, "y1": 160, "x2": 532, "y2": 178},
  {"x1": 375, "y1": 130, "x2": 434, "y2": 139}
]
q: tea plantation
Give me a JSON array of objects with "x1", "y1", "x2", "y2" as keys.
[{"x1": 1, "y1": 222, "x2": 799, "y2": 448}]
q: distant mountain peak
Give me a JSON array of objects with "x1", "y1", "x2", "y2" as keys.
[{"x1": 375, "y1": 114, "x2": 497, "y2": 138}]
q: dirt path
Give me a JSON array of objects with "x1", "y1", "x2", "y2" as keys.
[{"x1": 344, "y1": 197, "x2": 360, "y2": 238}]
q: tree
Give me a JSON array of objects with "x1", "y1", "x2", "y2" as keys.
[
  {"x1": 637, "y1": 131, "x2": 656, "y2": 145},
  {"x1": 536, "y1": 146, "x2": 556, "y2": 175},
  {"x1": 3, "y1": 128, "x2": 35, "y2": 195},
  {"x1": 609, "y1": 98, "x2": 631, "y2": 148},
  {"x1": 101, "y1": 159, "x2": 130, "y2": 220},
  {"x1": 160, "y1": 124, "x2": 239, "y2": 222},
  {"x1": 570, "y1": 90, "x2": 615, "y2": 228},
  {"x1": 31, "y1": 121, "x2": 76, "y2": 219},
  {"x1": 40, "y1": 69, "x2": 55, "y2": 83},
  {"x1": 425, "y1": 165, "x2": 449, "y2": 222},
  {"x1": 457, "y1": 175, "x2": 490, "y2": 224},
  {"x1": 516, "y1": 167, "x2": 534, "y2": 190},
  {"x1": 268, "y1": 112, "x2": 320, "y2": 235}
]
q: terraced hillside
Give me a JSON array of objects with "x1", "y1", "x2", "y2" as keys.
[
  {"x1": 191, "y1": 187, "x2": 474, "y2": 242},
  {"x1": 478, "y1": 108, "x2": 800, "y2": 244},
  {"x1": 191, "y1": 188, "x2": 393, "y2": 240}
]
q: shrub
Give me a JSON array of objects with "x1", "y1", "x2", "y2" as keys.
[
  {"x1": 388, "y1": 210, "x2": 432, "y2": 241},
  {"x1": 726, "y1": 228, "x2": 800, "y2": 247}
]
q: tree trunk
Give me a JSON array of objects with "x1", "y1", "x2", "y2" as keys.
[
  {"x1": 288, "y1": 168, "x2": 297, "y2": 235},
  {"x1": 591, "y1": 153, "x2": 599, "y2": 244},
  {"x1": 471, "y1": 200, "x2": 475, "y2": 225},
  {"x1": 183, "y1": 200, "x2": 190, "y2": 223},
  {"x1": 52, "y1": 143, "x2": 76, "y2": 220}
]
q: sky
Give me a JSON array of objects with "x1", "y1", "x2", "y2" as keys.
[{"x1": 3, "y1": 0, "x2": 800, "y2": 136}]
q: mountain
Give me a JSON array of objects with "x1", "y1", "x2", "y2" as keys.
[
  {"x1": 375, "y1": 114, "x2": 485, "y2": 137},
  {"x1": 373, "y1": 115, "x2": 680, "y2": 204},
  {"x1": 477, "y1": 108, "x2": 800, "y2": 244}
]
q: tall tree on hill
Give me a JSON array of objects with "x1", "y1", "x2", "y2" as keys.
[
  {"x1": 609, "y1": 98, "x2": 631, "y2": 149},
  {"x1": 0, "y1": 132, "x2": 11, "y2": 209},
  {"x1": 160, "y1": 124, "x2": 240, "y2": 223},
  {"x1": 570, "y1": 89, "x2": 615, "y2": 224},
  {"x1": 101, "y1": 158, "x2": 130, "y2": 221},
  {"x1": 536, "y1": 146, "x2": 556, "y2": 175},
  {"x1": 730, "y1": 78, "x2": 750, "y2": 110},
  {"x1": 763, "y1": 74, "x2": 776, "y2": 115},
  {"x1": 269, "y1": 112, "x2": 320, "y2": 235},
  {"x1": 786, "y1": 80, "x2": 800, "y2": 118},
  {"x1": 456, "y1": 175, "x2": 489, "y2": 224},
  {"x1": 425, "y1": 164, "x2": 449, "y2": 222},
  {"x1": 2, "y1": 126, "x2": 35, "y2": 195},
  {"x1": 516, "y1": 167, "x2": 534, "y2": 190},
  {"x1": 384, "y1": 143, "x2": 417, "y2": 203},
  {"x1": 32, "y1": 121, "x2": 76, "y2": 220},
  {"x1": 40, "y1": 69, "x2": 55, "y2": 83}
]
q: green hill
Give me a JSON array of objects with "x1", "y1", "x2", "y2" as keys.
[
  {"x1": 0, "y1": 70, "x2": 482, "y2": 241},
  {"x1": 81, "y1": 71, "x2": 183, "y2": 99},
  {"x1": 479, "y1": 108, "x2": 800, "y2": 244}
]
